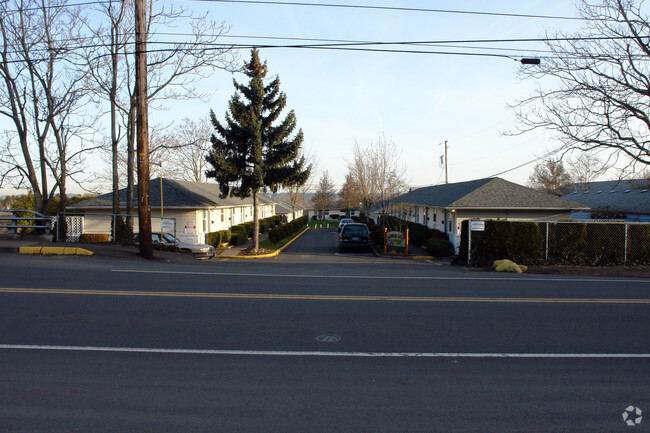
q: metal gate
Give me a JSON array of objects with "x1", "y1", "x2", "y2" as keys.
[{"x1": 58, "y1": 215, "x2": 83, "y2": 242}]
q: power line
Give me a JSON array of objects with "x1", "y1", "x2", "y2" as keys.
[
  {"x1": 192, "y1": 0, "x2": 580, "y2": 21},
  {"x1": 0, "y1": 0, "x2": 109, "y2": 13},
  {"x1": 488, "y1": 148, "x2": 564, "y2": 177},
  {"x1": 0, "y1": 0, "x2": 580, "y2": 22}
]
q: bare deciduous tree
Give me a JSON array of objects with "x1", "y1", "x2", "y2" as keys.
[
  {"x1": 156, "y1": 117, "x2": 213, "y2": 182},
  {"x1": 512, "y1": 0, "x2": 650, "y2": 174},
  {"x1": 567, "y1": 153, "x2": 607, "y2": 190},
  {"x1": 85, "y1": 0, "x2": 238, "y2": 217},
  {"x1": 338, "y1": 172, "x2": 361, "y2": 217},
  {"x1": 345, "y1": 134, "x2": 409, "y2": 218},
  {"x1": 0, "y1": 0, "x2": 98, "y2": 214},
  {"x1": 283, "y1": 147, "x2": 314, "y2": 221},
  {"x1": 311, "y1": 171, "x2": 336, "y2": 221},
  {"x1": 528, "y1": 157, "x2": 572, "y2": 195}
]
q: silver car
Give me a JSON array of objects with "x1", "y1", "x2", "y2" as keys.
[
  {"x1": 337, "y1": 218, "x2": 355, "y2": 232},
  {"x1": 135, "y1": 232, "x2": 216, "y2": 258}
]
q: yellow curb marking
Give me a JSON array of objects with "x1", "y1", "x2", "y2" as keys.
[{"x1": 18, "y1": 246, "x2": 94, "y2": 256}]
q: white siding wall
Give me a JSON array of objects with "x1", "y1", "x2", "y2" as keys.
[{"x1": 76, "y1": 203, "x2": 277, "y2": 244}]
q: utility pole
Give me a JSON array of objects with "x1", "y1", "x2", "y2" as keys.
[
  {"x1": 444, "y1": 140, "x2": 448, "y2": 184},
  {"x1": 135, "y1": 0, "x2": 153, "y2": 259}
]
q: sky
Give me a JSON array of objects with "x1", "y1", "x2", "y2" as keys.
[
  {"x1": 168, "y1": 0, "x2": 582, "y2": 190},
  {"x1": 2, "y1": 0, "x2": 591, "y2": 196}
]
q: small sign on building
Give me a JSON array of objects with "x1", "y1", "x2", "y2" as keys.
[
  {"x1": 470, "y1": 220, "x2": 485, "y2": 232},
  {"x1": 161, "y1": 219, "x2": 175, "y2": 231},
  {"x1": 184, "y1": 220, "x2": 196, "y2": 234}
]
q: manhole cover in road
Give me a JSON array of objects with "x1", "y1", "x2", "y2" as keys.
[{"x1": 316, "y1": 334, "x2": 341, "y2": 343}]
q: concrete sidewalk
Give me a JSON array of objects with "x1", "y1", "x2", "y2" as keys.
[
  {"x1": 0, "y1": 237, "x2": 95, "y2": 256},
  {"x1": 0, "y1": 237, "x2": 47, "y2": 253},
  {"x1": 218, "y1": 232, "x2": 270, "y2": 257}
]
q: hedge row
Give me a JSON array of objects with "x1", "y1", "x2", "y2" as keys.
[
  {"x1": 268, "y1": 215, "x2": 308, "y2": 244},
  {"x1": 375, "y1": 215, "x2": 454, "y2": 256},
  {"x1": 460, "y1": 220, "x2": 650, "y2": 266},
  {"x1": 229, "y1": 216, "x2": 284, "y2": 242},
  {"x1": 206, "y1": 230, "x2": 232, "y2": 248}
]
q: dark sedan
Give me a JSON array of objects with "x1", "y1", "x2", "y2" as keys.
[{"x1": 338, "y1": 223, "x2": 370, "y2": 252}]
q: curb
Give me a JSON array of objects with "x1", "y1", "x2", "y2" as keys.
[
  {"x1": 19, "y1": 246, "x2": 94, "y2": 256},
  {"x1": 223, "y1": 227, "x2": 310, "y2": 259}
]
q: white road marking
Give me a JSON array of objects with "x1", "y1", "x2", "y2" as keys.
[
  {"x1": 1, "y1": 344, "x2": 649, "y2": 358},
  {"x1": 110, "y1": 269, "x2": 650, "y2": 283}
]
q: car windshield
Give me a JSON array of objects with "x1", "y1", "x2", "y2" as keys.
[
  {"x1": 162, "y1": 233, "x2": 179, "y2": 243},
  {"x1": 343, "y1": 225, "x2": 368, "y2": 235},
  {"x1": 341, "y1": 219, "x2": 353, "y2": 224}
]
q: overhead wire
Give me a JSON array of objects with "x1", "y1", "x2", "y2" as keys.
[
  {"x1": 190, "y1": 0, "x2": 581, "y2": 21},
  {"x1": 1, "y1": 0, "x2": 580, "y2": 21},
  {"x1": 3, "y1": 31, "x2": 644, "y2": 63}
]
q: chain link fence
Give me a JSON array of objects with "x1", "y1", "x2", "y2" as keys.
[{"x1": 463, "y1": 220, "x2": 650, "y2": 266}]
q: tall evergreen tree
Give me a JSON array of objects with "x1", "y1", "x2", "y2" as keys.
[{"x1": 206, "y1": 49, "x2": 309, "y2": 252}]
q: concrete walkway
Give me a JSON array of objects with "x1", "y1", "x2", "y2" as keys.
[{"x1": 219, "y1": 233, "x2": 270, "y2": 257}]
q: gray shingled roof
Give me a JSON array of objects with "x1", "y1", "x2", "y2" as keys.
[
  {"x1": 275, "y1": 200, "x2": 304, "y2": 214},
  {"x1": 392, "y1": 177, "x2": 588, "y2": 210},
  {"x1": 68, "y1": 178, "x2": 275, "y2": 210},
  {"x1": 562, "y1": 181, "x2": 650, "y2": 214}
]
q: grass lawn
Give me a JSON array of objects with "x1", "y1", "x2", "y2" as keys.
[{"x1": 308, "y1": 220, "x2": 338, "y2": 229}]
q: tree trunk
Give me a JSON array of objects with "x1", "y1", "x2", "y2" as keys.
[
  {"x1": 58, "y1": 180, "x2": 67, "y2": 241},
  {"x1": 111, "y1": 35, "x2": 120, "y2": 218},
  {"x1": 253, "y1": 190, "x2": 259, "y2": 253},
  {"x1": 126, "y1": 102, "x2": 136, "y2": 229}
]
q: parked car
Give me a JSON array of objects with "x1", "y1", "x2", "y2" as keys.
[
  {"x1": 134, "y1": 232, "x2": 216, "y2": 258},
  {"x1": 338, "y1": 223, "x2": 371, "y2": 252},
  {"x1": 337, "y1": 218, "x2": 355, "y2": 232}
]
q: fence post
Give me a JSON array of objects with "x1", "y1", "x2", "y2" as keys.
[
  {"x1": 623, "y1": 223, "x2": 628, "y2": 265},
  {"x1": 545, "y1": 222, "x2": 549, "y2": 263},
  {"x1": 467, "y1": 219, "x2": 472, "y2": 265}
]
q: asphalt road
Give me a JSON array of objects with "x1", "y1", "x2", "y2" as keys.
[{"x1": 1, "y1": 230, "x2": 649, "y2": 432}]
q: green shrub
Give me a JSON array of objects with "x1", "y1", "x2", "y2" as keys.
[
  {"x1": 409, "y1": 226, "x2": 428, "y2": 246},
  {"x1": 230, "y1": 231, "x2": 247, "y2": 246},
  {"x1": 584, "y1": 223, "x2": 625, "y2": 265},
  {"x1": 426, "y1": 237, "x2": 455, "y2": 257},
  {"x1": 471, "y1": 221, "x2": 514, "y2": 265},
  {"x1": 428, "y1": 229, "x2": 448, "y2": 241},
  {"x1": 511, "y1": 222, "x2": 544, "y2": 264},
  {"x1": 230, "y1": 225, "x2": 247, "y2": 236},
  {"x1": 207, "y1": 231, "x2": 222, "y2": 247},
  {"x1": 628, "y1": 224, "x2": 650, "y2": 264},
  {"x1": 113, "y1": 216, "x2": 133, "y2": 245},
  {"x1": 267, "y1": 216, "x2": 308, "y2": 244},
  {"x1": 219, "y1": 230, "x2": 231, "y2": 244},
  {"x1": 370, "y1": 227, "x2": 385, "y2": 245},
  {"x1": 548, "y1": 222, "x2": 587, "y2": 264}
]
